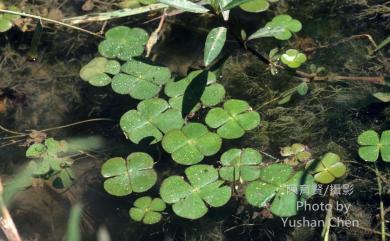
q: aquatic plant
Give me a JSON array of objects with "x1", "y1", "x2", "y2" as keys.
[
  {"x1": 219, "y1": 148, "x2": 262, "y2": 181},
  {"x1": 281, "y1": 143, "x2": 312, "y2": 166},
  {"x1": 162, "y1": 123, "x2": 222, "y2": 165},
  {"x1": 26, "y1": 138, "x2": 75, "y2": 188},
  {"x1": 129, "y1": 196, "x2": 166, "y2": 224},
  {"x1": 239, "y1": 0, "x2": 279, "y2": 13},
  {"x1": 281, "y1": 49, "x2": 307, "y2": 68},
  {"x1": 245, "y1": 163, "x2": 316, "y2": 217},
  {"x1": 358, "y1": 130, "x2": 390, "y2": 162},
  {"x1": 205, "y1": 99, "x2": 260, "y2": 139},
  {"x1": 0, "y1": 5, "x2": 20, "y2": 32},
  {"x1": 160, "y1": 165, "x2": 231, "y2": 219},
  {"x1": 101, "y1": 152, "x2": 157, "y2": 196},
  {"x1": 120, "y1": 98, "x2": 184, "y2": 144},
  {"x1": 248, "y1": 15, "x2": 302, "y2": 40},
  {"x1": 80, "y1": 57, "x2": 120, "y2": 86},
  {"x1": 76, "y1": 1, "x2": 336, "y2": 224},
  {"x1": 306, "y1": 152, "x2": 347, "y2": 184}
]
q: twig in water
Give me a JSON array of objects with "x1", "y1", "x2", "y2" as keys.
[
  {"x1": 0, "y1": 9, "x2": 102, "y2": 38},
  {"x1": 0, "y1": 178, "x2": 22, "y2": 241}
]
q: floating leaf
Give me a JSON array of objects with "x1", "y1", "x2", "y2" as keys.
[
  {"x1": 306, "y1": 152, "x2": 346, "y2": 184},
  {"x1": 204, "y1": 27, "x2": 227, "y2": 66},
  {"x1": 281, "y1": 49, "x2": 307, "y2": 68},
  {"x1": 80, "y1": 57, "x2": 120, "y2": 87},
  {"x1": 160, "y1": 165, "x2": 231, "y2": 219},
  {"x1": 120, "y1": 98, "x2": 184, "y2": 144},
  {"x1": 245, "y1": 163, "x2": 315, "y2": 217},
  {"x1": 205, "y1": 99, "x2": 260, "y2": 139},
  {"x1": 219, "y1": 148, "x2": 262, "y2": 181},
  {"x1": 129, "y1": 196, "x2": 166, "y2": 224},
  {"x1": 281, "y1": 143, "x2": 312, "y2": 166},
  {"x1": 98, "y1": 26, "x2": 148, "y2": 60},
  {"x1": 240, "y1": 0, "x2": 278, "y2": 13},
  {"x1": 162, "y1": 123, "x2": 222, "y2": 165},
  {"x1": 165, "y1": 70, "x2": 225, "y2": 115},
  {"x1": 222, "y1": 0, "x2": 253, "y2": 10},
  {"x1": 358, "y1": 130, "x2": 390, "y2": 162},
  {"x1": 248, "y1": 15, "x2": 302, "y2": 41},
  {"x1": 158, "y1": 0, "x2": 209, "y2": 13},
  {"x1": 101, "y1": 152, "x2": 157, "y2": 196},
  {"x1": 111, "y1": 59, "x2": 171, "y2": 100}
]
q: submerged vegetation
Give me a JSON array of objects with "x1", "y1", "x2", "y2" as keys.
[{"x1": 0, "y1": 0, "x2": 389, "y2": 241}]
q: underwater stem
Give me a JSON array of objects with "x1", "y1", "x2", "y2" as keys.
[{"x1": 374, "y1": 163, "x2": 386, "y2": 241}]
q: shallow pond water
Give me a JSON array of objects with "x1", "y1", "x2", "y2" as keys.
[{"x1": 0, "y1": 0, "x2": 389, "y2": 241}]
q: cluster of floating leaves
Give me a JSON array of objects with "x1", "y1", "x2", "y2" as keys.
[{"x1": 26, "y1": 138, "x2": 75, "y2": 189}]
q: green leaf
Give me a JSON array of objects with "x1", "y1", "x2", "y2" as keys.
[
  {"x1": 205, "y1": 99, "x2": 260, "y2": 139},
  {"x1": 248, "y1": 15, "x2": 302, "y2": 41},
  {"x1": 204, "y1": 27, "x2": 227, "y2": 66},
  {"x1": 358, "y1": 130, "x2": 380, "y2": 145},
  {"x1": 297, "y1": 82, "x2": 309, "y2": 95},
  {"x1": 80, "y1": 57, "x2": 120, "y2": 87},
  {"x1": 162, "y1": 123, "x2": 222, "y2": 165},
  {"x1": 0, "y1": 7, "x2": 20, "y2": 32},
  {"x1": 26, "y1": 143, "x2": 46, "y2": 158},
  {"x1": 158, "y1": 0, "x2": 209, "y2": 13},
  {"x1": 306, "y1": 152, "x2": 346, "y2": 184},
  {"x1": 222, "y1": 0, "x2": 253, "y2": 10},
  {"x1": 219, "y1": 148, "x2": 262, "y2": 181},
  {"x1": 98, "y1": 26, "x2": 148, "y2": 60},
  {"x1": 165, "y1": 71, "x2": 225, "y2": 115},
  {"x1": 373, "y1": 92, "x2": 390, "y2": 102},
  {"x1": 66, "y1": 205, "x2": 82, "y2": 241},
  {"x1": 240, "y1": 0, "x2": 271, "y2": 13},
  {"x1": 111, "y1": 60, "x2": 171, "y2": 100},
  {"x1": 245, "y1": 164, "x2": 316, "y2": 217},
  {"x1": 281, "y1": 49, "x2": 307, "y2": 68},
  {"x1": 130, "y1": 196, "x2": 166, "y2": 224},
  {"x1": 101, "y1": 153, "x2": 157, "y2": 196},
  {"x1": 120, "y1": 98, "x2": 184, "y2": 144},
  {"x1": 160, "y1": 165, "x2": 231, "y2": 219}
]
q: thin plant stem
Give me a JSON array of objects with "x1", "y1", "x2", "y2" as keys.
[
  {"x1": 374, "y1": 163, "x2": 386, "y2": 241},
  {"x1": 0, "y1": 9, "x2": 102, "y2": 38},
  {"x1": 62, "y1": 3, "x2": 168, "y2": 24}
]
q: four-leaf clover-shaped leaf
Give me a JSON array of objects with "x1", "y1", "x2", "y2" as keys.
[
  {"x1": 358, "y1": 130, "x2": 390, "y2": 162},
  {"x1": 98, "y1": 26, "x2": 149, "y2": 61},
  {"x1": 80, "y1": 57, "x2": 120, "y2": 86},
  {"x1": 101, "y1": 152, "x2": 157, "y2": 196},
  {"x1": 160, "y1": 165, "x2": 231, "y2": 219},
  {"x1": 129, "y1": 196, "x2": 166, "y2": 224},
  {"x1": 281, "y1": 49, "x2": 307, "y2": 68},
  {"x1": 245, "y1": 164, "x2": 316, "y2": 217},
  {"x1": 120, "y1": 98, "x2": 184, "y2": 144},
  {"x1": 165, "y1": 70, "x2": 225, "y2": 115},
  {"x1": 248, "y1": 15, "x2": 302, "y2": 41},
  {"x1": 26, "y1": 138, "x2": 71, "y2": 176},
  {"x1": 162, "y1": 123, "x2": 222, "y2": 165},
  {"x1": 219, "y1": 148, "x2": 262, "y2": 181},
  {"x1": 306, "y1": 152, "x2": 346, "y2": 184},
  {"x1": 111, "y1": 60, "x2": 171, "y2": 100},
  {"x1": 205, "y1": 99, "x2": 260, "y2": 139}
]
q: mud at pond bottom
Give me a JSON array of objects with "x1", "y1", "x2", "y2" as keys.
[{"x1": 0, "y1": 158, "x2": 121, "y2": 241}]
